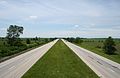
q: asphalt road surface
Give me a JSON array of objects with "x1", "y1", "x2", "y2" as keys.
[
  {"x1": 62, "y1": 39, "x2": 120, "y2": 78},
  {"x1": 0, "y1": 39, "x2": 58, "y2": 78}
]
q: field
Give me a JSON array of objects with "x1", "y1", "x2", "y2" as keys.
[
  {"x1": 22, "y1": 40, "x2": 99, "y2": 78},
  {"x1": 76, "y1": 38, "x2": 120, "y2": 64},
  {"x1": 0, "y1": 37, "x2": 54, "y2": 60}
]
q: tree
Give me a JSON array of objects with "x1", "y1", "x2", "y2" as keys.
[
  {"x1": 34, "y1": 36, "x2": 38, "y2": 42},
  {"x1": 6, "y1": 25, "x2": 24, "y2": 46},
  {"x1": 74, "y1": 37, "x2": 79, "y2": 43},
  {"x1": 66, "y1": 37, "x2": 75, "y2": 42},
  {"x1": 35, "y1": 36, "x2": 38, "y2": 40},
  {"x1": 26, "y1": 39, "x2": 31, "y2": 44},
  {"x1": 103, "y1": 36, "x2": 116, "y2": 54},
  {"x1": 74, "y1": 37, "x2": 83, "y2": 44},
  {"x1": 45, "y1": 38, "x2": 48, "y2": 43}
]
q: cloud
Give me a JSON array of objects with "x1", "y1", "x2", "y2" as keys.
[
  {"x1": 0, "y1": 0, "x2": 7, "y2": 4},
  {"x1": 24, "y1": 15, "x2": 38, "y2": 21},
  {"x1": 0, "y1": 28, "x2": 6, "y2": 31},
  {"x1": 28, "y1": 15, "x2": 38, "y2": 20},
  {"x1": 0, "y1": 0, "x2": 120, "y2": 37},
  {"x1": 21, "y1": 25, "x2": 120, "y2": 38},
  {"x1": 29, "y1": 16, "x2": 38, "y2": 19},
  {"x1": 74, "y1": 25, "x2": 79, "y2": 28},
  {"x1": 0, "y1": 28, "x2": 6, "y2": 37},
  {"x1": 91, "y1": 23, "x2": 95, "y2": 26}
]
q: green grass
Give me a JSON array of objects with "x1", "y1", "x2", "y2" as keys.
[
  {"x1": 22, "y1": 40, "x2": 99, "y2": 78},
  {"x1": 0, "y1": 38, "x2": 53, "y2": 60},
  {"x1": 76, "y1": 41, "x2": 120, "y2": 64}
]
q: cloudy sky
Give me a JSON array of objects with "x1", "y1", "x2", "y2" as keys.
[{"x1": 0, "y1": 0, "x2": 120, "y2": 38}]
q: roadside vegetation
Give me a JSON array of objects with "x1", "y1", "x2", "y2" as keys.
[
  {"x1": 64, "y1": 37, "x2": 120, "y2": 64},
  {"x1": 22, "y1": 40, "x2": 99, "y2": 78},
  {"x1": 103, "y1": 36, "x2": 116, "y2": 54},
  {"x1": 63, "y1": 37, "x2": 83, "y2": 44},
  {"x1": 0, "y1": 25, "x2": 56, "y2": 60}
]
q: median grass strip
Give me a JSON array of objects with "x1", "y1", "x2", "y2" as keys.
[{"x1": 22, "y1": 40, "x2": 99, "y2": 78}]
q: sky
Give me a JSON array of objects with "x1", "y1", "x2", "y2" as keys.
[{"x1": 0, "y1": 0, "x2": 120, "y2": 38}]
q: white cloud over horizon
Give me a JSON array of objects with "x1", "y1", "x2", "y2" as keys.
[{"x1": 0, "y1": 0, "x2": 120, "y2": 38}]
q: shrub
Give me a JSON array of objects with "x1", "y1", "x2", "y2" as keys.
[
  {"x1": 74, "y1": 37, "x2": 83, "y2": 44},
  {"x1": 0, "y1": 48, "x2": 10, "y2": 57},
  {"x1": 26, "y1": 39, "x2": 31, "y2": 44},
  {"x1": 103, "y1": 36, "x2": 116, "y2": 54},
  {"x1": 96, "y1": 45, "x2": 101, "y2": 48}
]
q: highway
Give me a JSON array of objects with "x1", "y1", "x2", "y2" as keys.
[
  {"x1": 0, "y1": 39, "x2": 58, "y2": 78},
  {"x1": 62, "y1": 39, "x2": 120, "y2": 78}
]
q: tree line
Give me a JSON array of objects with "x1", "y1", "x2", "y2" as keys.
[{"x1": 64, "y1": 36, "x2": 116, "y2": 55}]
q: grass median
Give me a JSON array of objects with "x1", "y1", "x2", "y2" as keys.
[{"x1": 22, "y1": 40, "x2": 99, "y2": 78}]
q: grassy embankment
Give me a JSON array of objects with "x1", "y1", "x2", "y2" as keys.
[
  {"x1": 22, "y1": 40, "x2": 99, "y2": 78},
  {"x1": 0, "y1": 38, "x2": 52, "y2": 61},
  {"x1": 76, "y1": 38, "x2": 120, "y2": 64}
]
